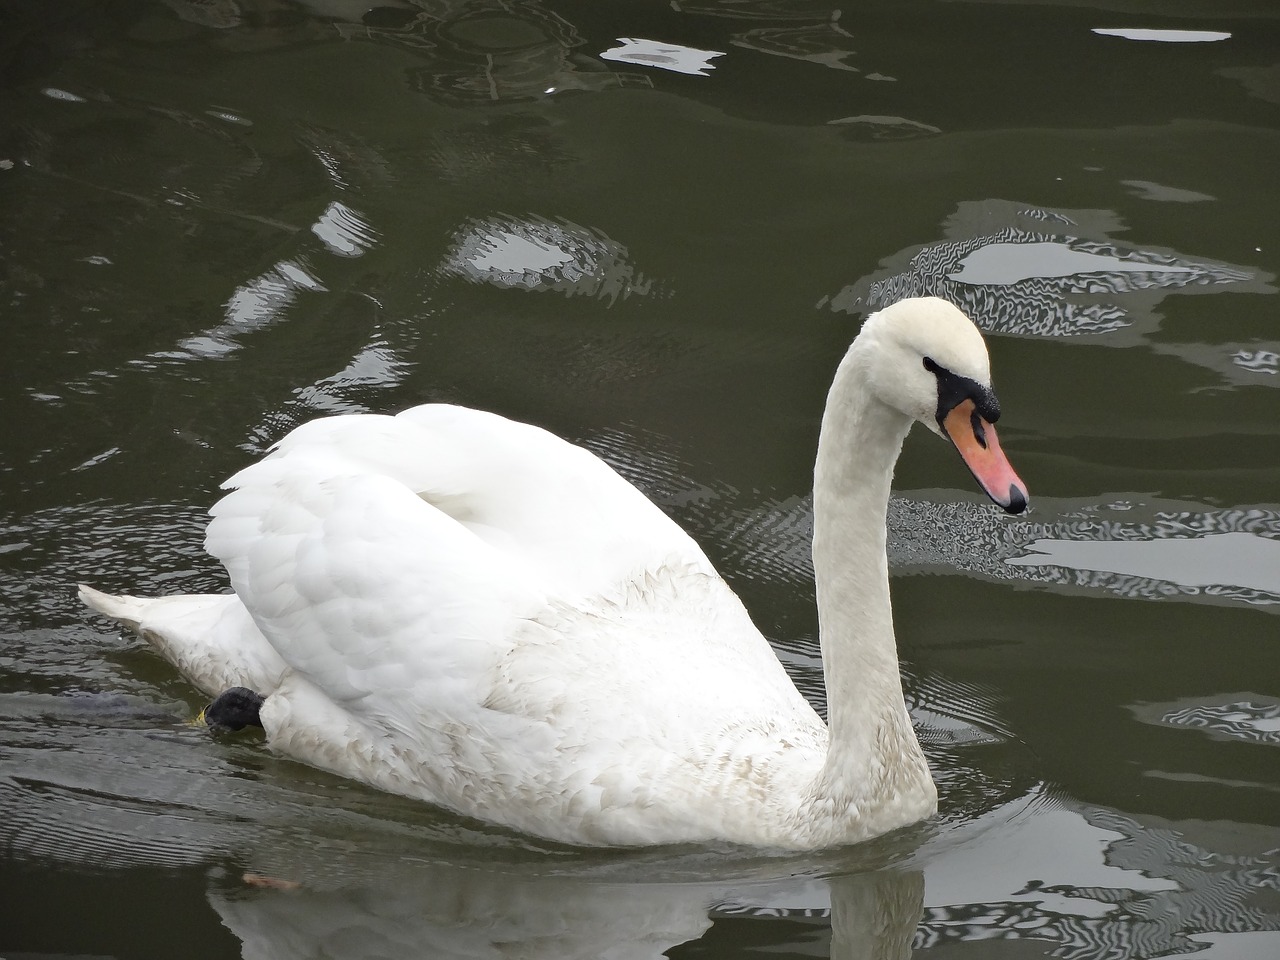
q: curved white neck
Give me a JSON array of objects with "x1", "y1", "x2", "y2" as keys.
[{"x1": 807, "y1": 343, "x2": 932, "y2": 829}]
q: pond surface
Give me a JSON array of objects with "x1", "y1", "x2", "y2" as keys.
[{"x1": 2, "y1": 1, "x2": 1279, "y2": 958}]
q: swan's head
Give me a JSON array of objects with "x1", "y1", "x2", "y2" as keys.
[{"x1": 858, "y1": 297, "x2": 1028, "y2": 514}]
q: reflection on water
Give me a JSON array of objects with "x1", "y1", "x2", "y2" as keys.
[
  {"x1": 1, "y1": 494, "x2": 1036, "y2": 959},
  {"x1": 1009, "y1": 531, "x2": 1280, "y2": 598},
  {"x1": 1231, "y1": 347, "x2": 1279, "y2": 376},
  {"x1": 160, "y1": 0, "x2": 245, "y2": 29},
  {"x1": 674, "y1": 1, "x2": 867, "y2": 74},
  {"x1": 945, "y1": 240, "x2": 1202, "y2": 287},
  {"x1": 601, "y1": 38, "x2": 726, "y2": 76},
  {"x1": 211, "y1": 866, "x2": 714, "y2": 960},
  {"x1": 208, "y1": 866, "x2": 933, "y2": 960},
  {"x1": 1120, "y1": 179, "x2": 1215, "y2": 203},
  {"x1": 732, "y1": 14, "x2": 858, "y2": 73},
  {"x1": 719, "y1": 491, "x2": 1280, "y2": 610},
  {"x1": 823, "y1": 200, "x2": 1272, "y2": 347},
  {"x1": 13, "y1": 657, "x2": 1271, "y2": 960},
  {"x1": 1222, "y1": 62, "x2": 1280, "y2": 105},
  {"x1": 158, "y1": 0, "x2": 658, "y2": 100},
  {"x1": 311, "y1": 200, "x2": 377, "y2": 257},
  {"x1": 5, "y1": 440, "x2": 1278, "y2": 959},
  {"x1": 827, "y1": 114, "x2": 941, "y2": 141},
  {"x1": 159, "y1": 259, "x2": 329, "y2": 361},
  {"x1": 1000, "y1": 505, "x2": 1280, "y2": 608},
  {"x1": 670, "y1": 0, "x2": 839, "y2": 21},
  {"x1": 289, "y1": 337, "x2": 414, "y2": 417},
  {"x1": 335, "y1": 0, "x2": 652, "y2": 101},
  {"x1": 1151, "y1": 340, "x2": 1280, "y2": 389},
  {"x1": 1132, "y1": 695, "x2": 1280, "y2": 747},
  {"x1": 202, "y1": 861, "x2": 938, "y2": 960},
  {"x1": 1092, "y1": 28, "x2": 1232, "y2": 43},
  {"x1": 16, "y1": 590, "x2": 1246, "y2": 960},
  {"x1": 441, "y1": 213, "x2": 655, "y2": 301},
  {"x1": 918, "y1": 806, "x2": 1280, "y2": 959}
]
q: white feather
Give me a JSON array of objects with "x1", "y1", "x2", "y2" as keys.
[{"x1": 80, "y1": 297, "x2": 1017, "y2": 849}]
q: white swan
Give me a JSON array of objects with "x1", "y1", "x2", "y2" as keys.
[{"x1": 80, "y1": 296, "x2": 1027, "y2": 850}]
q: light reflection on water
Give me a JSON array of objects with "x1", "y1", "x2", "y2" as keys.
[
  {"x1": 600, "y1": 38, "x2": 727, "y2": 76},
  {"x1": 825, "y1": 199, "x2": 1274, "y2": 347},
  {"x1": 718, "y1": 490, "x2": 1280, "y2": 610},
  {"x1": 1133, "y1": 694, "x2": 1280, "y2": 748},
  {"x1": 1010, "y1": 530, "x2": 1280, "y2": 598},
  {"x1": 442, "y1": 213, "x2": 657, "y2": 301}
]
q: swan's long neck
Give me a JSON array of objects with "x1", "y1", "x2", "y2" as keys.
[{"x1": 807, "y1": 343, "x2": 933, "y2": 830}]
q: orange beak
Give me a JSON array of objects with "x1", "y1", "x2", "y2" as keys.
[{"x1": 941, "y1": 399, "x2": 1028, "y2": 514}]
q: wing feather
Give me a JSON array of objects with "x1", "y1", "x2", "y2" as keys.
[{"x1": 205, "y1": 404, "x2": 718, "y2": 746}]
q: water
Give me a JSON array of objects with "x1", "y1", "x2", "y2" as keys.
[{"x1": 2, "y1": 0, "x2": 1278, "y2": 957}]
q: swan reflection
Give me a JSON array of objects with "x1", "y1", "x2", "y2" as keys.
[
  {"x1": 209, "y1": 862, "x2": 925, "y2": 960},
  {"x1": 11, "y1": 682, "x2": 1269, "y2": 960}
]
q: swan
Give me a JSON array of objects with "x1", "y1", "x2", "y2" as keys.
[{"x1": 79, "y1": 296, "x2": 1027, "y2": 850}]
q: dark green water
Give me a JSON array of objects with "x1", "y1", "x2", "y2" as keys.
[{"x1": 2, "y1": 1, "x2": 1278, "y2": 957}]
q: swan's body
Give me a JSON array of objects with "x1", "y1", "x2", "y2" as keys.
[{"x1": 81, "y1": 297, "x2": 1027, "y2": 850}]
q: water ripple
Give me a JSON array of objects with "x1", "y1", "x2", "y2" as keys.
[
  {"x1": 441, "y1": 213, "x2": 658, "y2": 303},
  {"x1": 715, "y1": 492, "x2": 1280, "y2": 611},
  {"x1": 823, "y1": 200, "x2": 1273, "y2": 348},
  {"x1": 1132, "y1": 695, "x2": 1280, "y2": 747}
]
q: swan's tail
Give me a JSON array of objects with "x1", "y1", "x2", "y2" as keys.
[
  {"x1": 78, "y1": 584, "x2": 149, "y2": 632},
  {"x1": 78, "y1": 585, "x2": 288, "y2": 698}
]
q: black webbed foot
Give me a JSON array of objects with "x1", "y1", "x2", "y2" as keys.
[{"x1": 199, "y1": 686, "x2": 265, "y2": 733}]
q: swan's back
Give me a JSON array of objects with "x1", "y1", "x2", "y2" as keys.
[
  {"x1": 216, "y1": 405, "x2": 713, "y2": 599},
  {"x1": 200, "y1": 405, "x2": 825, "y2": 844}
]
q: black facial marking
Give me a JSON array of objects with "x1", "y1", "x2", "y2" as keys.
[{"x1": 923, "y1": 357, "x2": 1001, "y2": 425}]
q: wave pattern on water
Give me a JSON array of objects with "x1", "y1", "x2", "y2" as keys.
[
  {"x1": 441, "y1": 213, "x2": 658, "y2": 302},
  {"x1": 0, "y1": 502, "x2": 218, "y2": 639},
  {"x1": 822, "y1": 200, "x2": 1273, "y2": 351},
  {"x1": 327, "y1": 0, "x2": 653, "y2": 103},
  {"x1": 1132, "y1": 695, "x2": 1280, "y2": 747},
  {"x1": 915, "y1": 806, "x2": 1280, "y2": 959},
  {"x1": 714, "y1": 492, "x2": 1280, "y2": 610}
]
